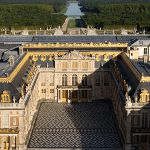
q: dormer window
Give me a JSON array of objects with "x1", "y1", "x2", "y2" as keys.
[{"x1": 1, "y1": 91, "x2": 11, "y2": 103}]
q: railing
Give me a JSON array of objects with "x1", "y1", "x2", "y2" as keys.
[
  {"x1": 131, "y1": 127, "x2": 150, "y2": 133},
  {"x1": 0, "y1": 103, "x2": 24, "y2": 109},
  {"x1": 131, "y1": 102, "x2": 150, "y2": 108},
  {"x1": 0, "y1": 127, "x2": 19, "y2": 134},
  {"x1": 24, "y1": 70, "x2": 39, "y2": 105}
]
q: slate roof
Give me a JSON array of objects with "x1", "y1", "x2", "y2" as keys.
[
  {"x1": 130, "y1": 40, "x2": 150, "y2": 46},
  {"x1": 0, "y1": 54, "x2": 32, "y2": 101},
  {"x1": 0, "y1": 35, "x2": 149, "y2": 44}
]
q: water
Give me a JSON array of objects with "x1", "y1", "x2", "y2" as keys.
[{"x1": 65, "y1": 1, "x2": 84, "y2": 18}]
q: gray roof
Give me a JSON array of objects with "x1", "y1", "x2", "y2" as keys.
[
  {"x1": 0, "y1": 35, "x2": 149, "y2": 44},
  {"x1": 133, "y1": 60, "x2": 150, "y2": 76},
  {"x1": 28, "y1": 101, "x2": 123, "y2": 149},
  {"x1": 0, "y1": 43, "x2": 19, "y2": 50},
  {"x1": 131, "y1": 40, "x2": 150, "y2": 47},
  {"x1": 0, "y1": 54, "x2": 32, "y2": 101},
  {"x1": 0, "y1": 36, "x2": 33, "y2": 43}
]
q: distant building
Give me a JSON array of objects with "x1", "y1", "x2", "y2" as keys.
[{"x1": 129, "y1": 40, "x2": 150, "y2": 61}]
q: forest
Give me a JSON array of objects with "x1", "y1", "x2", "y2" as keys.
[
  {"x1": 80, "y1": 1, "x2": 150, "y2": 29},
  {"x1": 0, "y1": 0, "x2": 149, "y2": 29},
  {"x1": 79, "y1": 0, "x2": 150, "y2": 5},
  {"x1": 0, "y1": 0, "x2": 67, "y2": 12},
  {"x1": 0, "y1": 4, "x2": 66, "y2": 29}
]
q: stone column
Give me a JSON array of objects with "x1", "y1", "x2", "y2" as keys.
[
  {"x1": 18, "y1": 110, "x2": 25, "y2": 150},
  {"x1": 1, "y1": 136, "x2": 5, "y2": 150},
  {"x1": 125, "y1": 110, "x2": 132, "y2": 150},
  {"x1": 58, "y1": 90, "x2": 61, "y2": 103},
  {"x1": 68, "y1": 90, "x2": 70, "y2": 103}
]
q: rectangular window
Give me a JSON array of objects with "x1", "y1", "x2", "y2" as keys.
[
  {"x1": 82, "y1": 90, "x2": 87, "y2": 99},
  {"x1": 62, "y1": 62, "x2": 67, "y2": 71},
  {"x1": 142, "y1": 113, "x2": 148, "y2": 128},
  {"x1": 72, "y1": 62, "x2": 78, "y2": 71},
  {"x1": 144, "y1": 48, "x2": 148, "y2": 55},
  {"x1": 50, "y1": 89, "x2": 54, "y2": 93},
  {"x1": 41, "y1": 83, "x2": 46, "y2": 86},
  {"x1": 104, "y1": 76, "x2": 109, "y2": 86},
  {"x1": 50, "y1": 83, "x2": 54, "y2": 86},
  {"x1": 82, "y1": 62, "x2": 88, "y2": 70},
  {"x1": 131, "y1": 115, "x2": 140, "y2": 127},
  {"x1": 62, "y1": 90, "x2": 68, "y2": 99},
  {"x1": 95, "y1": 73, "x2": 100, "y2": 86},
  {"x1": 72, "y1": 90, "x2": 77, "y2": 99},
  {"x1": 141, "y1": 135, "x2": 147, "y2": 143},
  {"x1": 41, "y1": 89, "x2": 46, "y2": 93},
  {"x1": 132, "y1": 135, "x2": 139, "y2": 144}
]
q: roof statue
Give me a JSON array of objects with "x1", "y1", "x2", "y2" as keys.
[
  {"x1": 22, "y1": 29, "x2": 29, "y2": 36},
  {"x1": 86, "y1": 26, "x2": 97, "y2": 36},
  {"x1": 54, "y1": 27, "x2": 63, "y2": 36},
  {"x1": 121, "y1": 28, "x2": 128, "y2": 35}
]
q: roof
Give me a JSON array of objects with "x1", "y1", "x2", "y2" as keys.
[
  {"x1": 133, "y1": 60, "x2": 150, "y2": 76},
  {"x1": 131, "y1": 40, "x2": 150, "y2": 47},
  {"x1": 0, "y1": 54, "x2": 32, "y2": 101},
  {"x1": 0, "y1": 35, "x2": 149, "y2": 44},
  {"x1": 0, "y1": 43, "x2": 20, "y2": 50}
]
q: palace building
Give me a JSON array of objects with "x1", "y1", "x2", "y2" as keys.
[{"x1": 0, "y1": 35, "x2": 150, "y2": 150}]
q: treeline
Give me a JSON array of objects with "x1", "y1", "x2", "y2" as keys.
[
  {"x1": 80, "y1": 0, "x2": 150, "y2": 5},
  {"x1": 0, "y1": 4, "x2": 66, "y2": 29},
  {"x1": 0, "y1": 0, "x2": 67, "y2": 12},
  {"x1": 81, "y1": 3, "x2": 150, "y2": 29}
]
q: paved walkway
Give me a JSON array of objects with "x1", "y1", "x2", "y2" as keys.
[{"x1": 27, "y1": 100, "x2": 123, "y2": 149}]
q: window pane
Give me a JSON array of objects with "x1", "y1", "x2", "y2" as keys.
[
  {"x1": 62, "y1": 74, "x2": 67, "y2": 86},
  {"x1": 142, "y1": 113, "x2": 148, "y2": 128},
  {"x1": 62, "y1": 62, "x2": 67, "y2": 71},
  {"x1": 72, "y1": 62, "x2": 78, "y2": 70},
  {"x1": 72, "y1": 74, "x2": 78, "y2": 86},
  {"x1": 82, "y1": 62, "x2": 88, "y2": 70},
  {"x1": 82, "y1": 74, "x2": 87, "y2": 86}
]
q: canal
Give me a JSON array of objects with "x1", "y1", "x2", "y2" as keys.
[{"x1": 64, "y1": 1, "x2": 85, "y2": 28}]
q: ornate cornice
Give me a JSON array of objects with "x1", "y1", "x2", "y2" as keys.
[{"x1": 23, "y1": 42, "x2": 128, "y2": 49}]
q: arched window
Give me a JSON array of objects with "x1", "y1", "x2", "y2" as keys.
[
  {"x1": 62, "y1": 74, "x2": 67, "y2": 86},
  {"x1": 82, "y1": 74, "x2": 87, "y2": 86},
  {"x1": 72, "y1": 74, "x2": 78, "y2": 86}
]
